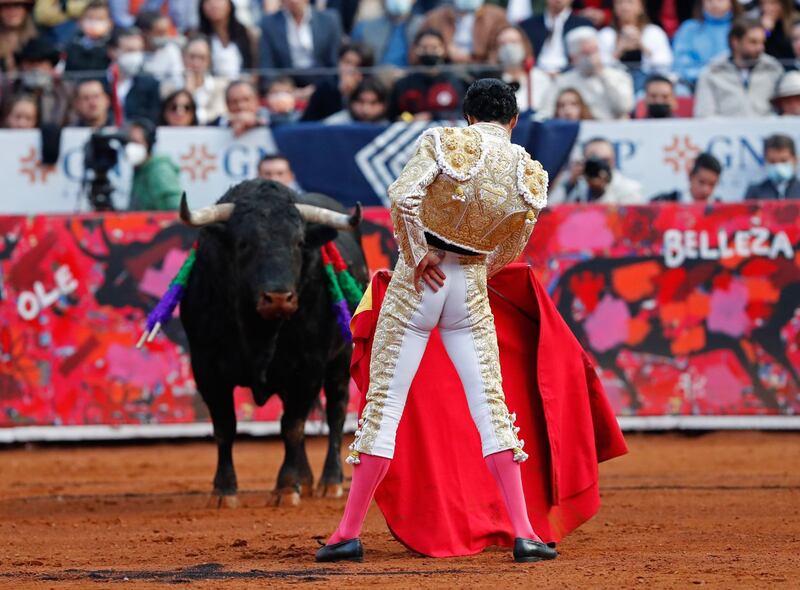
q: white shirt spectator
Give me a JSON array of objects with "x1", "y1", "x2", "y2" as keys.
[
  {"x1": 597, "y1": 23, "x2": 673, "y2": 73},
  {"x1": 506, "y1": 0, "x2": 533, "y2": 23},
  {"x1": 694, "y1": 53, "x2": 784, "y2": 117},
  {"x1": 285, "y1": 7, "x2": 315, "y2": 69},
  {"x1": 211, "y1": 36, "x2": 244, "y2": 78},
  {"x1": 537, "y1": 9, "x2": 571, "y2": 72},
  {"x1": 144, "y1": 42, "x2": 185, "y2": 89},
  {"x1": 540, "y1": 65, "x2": 634, "y2": 119}
]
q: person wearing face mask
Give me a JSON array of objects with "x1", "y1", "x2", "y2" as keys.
[
  {"x1": 420, "y1": 0, "x2": 508, "y2": 63},
  {"x1": 107, "y1": 26, "x2": 162, "y2": 125},
  {"x1": 694, "y1": 17, "x2": 785, "y2": 118},
  {"x1": 2, "y1": 36, "x2": 72, "y2": 127},
  {"x1": 490, "y1": 24, "x2": 551, "y2": 112},
  {"x1": 350, "y1": 0, "x2": 424, "y2": 67},
  {"x1": 539, "y1": 26, "x2": 634, "y2": 120},
  {"x1": 301, "y1": 42, "x2": 374, "y2": 121},
  {"x1": 64, "y1": 0, "x2": 113, "y2": 72},
  {"x1": 136, "y1": 10, "x2": 184, "y2": 90},
  {"x1": 386, "y1": 28, "x2": 469, "y2": 121},
  {"x1": 744, "y1": 134, "x2": 800, "y2": 200},
  {"x1": 126, "y1": 118, "x2": 183, "y2": 211},
  {"x1": 640, "y1": 74, "x2": 677, "y2": 118}
]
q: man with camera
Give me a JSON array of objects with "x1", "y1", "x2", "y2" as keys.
[{"x1": 550, "y1": 137, "x2": 645, "y2": 204}]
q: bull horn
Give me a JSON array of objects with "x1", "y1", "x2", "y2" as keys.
[
  {"x1": 179, "y1": 192, "x2": 234, "y2": 227},
  {"x1": 295, "y1": 202, "x2": 362, "y2": 231}
]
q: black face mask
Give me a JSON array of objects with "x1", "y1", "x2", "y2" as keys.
[
  {"x1": 647, "y1": 103, "x2": 672, "y2": 118},
  {"x1": 418, "y1": 54, "x2": 444, "y2": 67}
]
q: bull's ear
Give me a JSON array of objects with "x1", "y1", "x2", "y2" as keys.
[{"x1": 303, "y1": 224, "x2": 338, "y2": 249}]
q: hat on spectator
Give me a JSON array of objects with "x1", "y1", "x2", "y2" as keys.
[
  {"x1": 772, "y1": 71, "x2": 800, "y2": 103},
  {"x1": 15, "y1": 37, "x2": 61, "y2": 66}
]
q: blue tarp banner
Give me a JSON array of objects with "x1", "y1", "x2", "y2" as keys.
[{"x1": 272, "y1": 118, "x2": 581, "y2": 207}]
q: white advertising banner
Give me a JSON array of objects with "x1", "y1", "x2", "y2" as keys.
[
  {"x1": 574, "y1": 117, "x2": 800, "y2": 201},
  {"x1": 0, "y1": 127, "x2": 277, "y2": 214}
]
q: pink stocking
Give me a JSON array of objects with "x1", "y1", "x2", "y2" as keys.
[
  {"x1": 485, "y1": 450, "x2": 541, "y2": 541},
  {"x1": 327, "y1": 454, "x2": 391, "y2": 544}
]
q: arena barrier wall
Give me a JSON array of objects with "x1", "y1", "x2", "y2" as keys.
[{"x1": 1, "y1": 202, "x2": 798, "y2": 442}]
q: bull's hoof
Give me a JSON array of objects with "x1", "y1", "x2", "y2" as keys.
[
  {"x1": 207, "y1": 493, "x2": 239, "y2": 509},
  {"x1": 272, "y1": 487, "x2": 301, "y2": 507},
  {"x1": 315, "y1": 482, "x2": 344, "y2": 498}
]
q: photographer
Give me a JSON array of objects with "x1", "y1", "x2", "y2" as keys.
[
  {"x1": 126, "y1": 118, "x2": 182, "y2": 211},
  {"x1": 550, "y1": 137, "x2": 645, "y2": 204}
]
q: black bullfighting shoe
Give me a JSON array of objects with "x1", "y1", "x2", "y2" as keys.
[
  {"x1": 513, "y1": 538, "x2": 558, "y2": 563},
  {"x1": 315, "y1": 538, "x2": 364, "y2": 563}
]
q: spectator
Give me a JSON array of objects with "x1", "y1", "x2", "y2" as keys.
[
  {"x1": 199, "y1": 0, "x2": 256, "y2": 78},
  {"x1": 177, "y1": 35, "x2": 227, "y2": 124},
  {"x1": 0, "y1": 0, "x2": 36, "y2": 72},
  {"x1": 550, "y1": 137, "x2": 644, "y2": 204},
  {"x1": 159, "y1": 88, "x2": 198, "y2": 125},
  {"x1": 772, "y1": 70, "x2": 800, "y2": 114},
  {"x1": 324, "y1": 76, "x2": 389, "y2": 123},
  {"x1": 4, "y1": 94, "x2": 37, "y2": 127},
  {"x1": 213, "y1": 79, "x2": 268, "y2": 135},
  {"x1": 259, "y1": 0, "x2": 342, "y2": 77},
  {"x1": 6, "y1": 36, "x2": 71, "y2": 127},
  {"x1": 109, "y1": 0, "x2": 199, "y2": 33},
  {"x1": 33, "y1": 0, "x2": 89, "y2": 46},
  {"x1": 643, "y1": 0, "x2": 695, "y2": 37},
  {"x1": 350, "y1": 0, "x2": 423, "y2": 66},
  {"x1": 553, "y1": 87, "x2": 593, "y2": 119},
  {"x1": 257, "y1": 153, "x2": 302, "y2": 191},
  {"x1": 386, "y1": 28, "x2": 469, "y2": 121},
  {"x1": 744, "y1": 133, "x2": 800, "y2": 199},
  {"x1": 64, "y1": 0, "x2": 113, "y2": 73},
  {"x1": 489, "y1": 24, "x2": 552, "y2": 112},
  {"x1": 598, "y1": 0, "x2": 673, "y2": 84},
  {"x1": 136, "y1": 10, "x2": 184, "y2": 86},
  {"x1": 301, "y1": 41, "x2": 373, "y2": 121},
  {"x1": 641, "y1": 73, "x2": 677, "y2": 117},
  {"x1": 574, "y1": 0, "x2": 613, "y2": 28},
  {"x1": 540, "y1": 26, "x2": 635, "y2": 120},
  {"x1": 673, "y1": 0, "x2": 740, "y2": 85},
  {"x1": 71, "y1": 78, "x2": 112, "y2": 127},
  {"x1": 107, "y1": 27, "x2": 162, "y2": 125},
  {"x1": 519, "y1": 0, "x2": 592, "y2": 73},
  {"x1": 652, "y1": 152, "x2": 722, "y2": 202},
  {"x1": 265, "y1": 76, "x2": 301, "y2": 126},
  {"x1": 694, "y1": 17, "x2": 784, "y2": 117},
  {"x1": 419, "y1": 0, "x2": 509, "y2": 64},
  {"x1": 126, "y1": 118, "x2": 183, "y2": 211},
  {"x1": 791, "y1": 17, "x2": 800, "y2": 69},
  {"x1": 760, "y1": 0, "x2": 796, "y2": 61}
]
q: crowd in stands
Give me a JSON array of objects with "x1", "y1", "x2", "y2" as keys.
[{"x1": 0, "y1": 0, "x2": 798, "y2": 208}]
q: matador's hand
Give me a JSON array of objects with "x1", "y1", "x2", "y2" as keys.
[{"x1": 414, "y1": 250, "x2": 446, "y2": 294}]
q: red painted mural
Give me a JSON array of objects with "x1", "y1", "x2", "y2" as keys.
[{"x1": 0, "y1": 201, "x2": 798, "y2": 435}]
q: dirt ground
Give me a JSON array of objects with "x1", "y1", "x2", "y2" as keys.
[{"x1": 0, "y1": 431, "x2": 798, "y2": 589}]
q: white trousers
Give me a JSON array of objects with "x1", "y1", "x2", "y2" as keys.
[{"x1": 350, "y1": 252, "x2": 526, "y2": 463}]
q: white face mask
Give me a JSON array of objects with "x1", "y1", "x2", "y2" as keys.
[
  {"x1": 385, "y1": 0, "x2": 413, "y2": 16},
  {"x1": 497, "y1": 43, "x2": 526, "y2": 66},
  {"x1": 117, "y1": 51, "x2": 144, "y2": 77},
  {"x1": 125, "y1": 142, "x2": 148, "y2": 167},
  {"x1": 454, "y1": 0, "x2": 483, "y2": 11}
]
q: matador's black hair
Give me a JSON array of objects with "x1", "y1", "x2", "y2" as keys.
[{"x1": 462, "y1": 78, "x2": 519, "y2": 125}]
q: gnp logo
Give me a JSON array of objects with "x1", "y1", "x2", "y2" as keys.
[
  {"x1": 662, "y1": 135, "x2": 702, "y2": 173},
  {"x1": 179, "y1": 144, "x2": 218, "y2": 182},
  {"x1": 355, "y1": 121, "x2": 464, "y2": 206}
]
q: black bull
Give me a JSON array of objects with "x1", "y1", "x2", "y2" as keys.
[{"x1": 179, "y1": 180, "x2": 368, "y2": 505}]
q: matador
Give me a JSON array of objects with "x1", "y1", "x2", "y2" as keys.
[{"x1": 316, "y1": 79, "x2": 556, "y2": 563}]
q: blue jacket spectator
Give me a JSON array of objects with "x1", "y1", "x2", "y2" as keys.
[
  {"x1": 351, "y1": 0, "x2": 423, "y2": 67},
  {"x1": 672, "y1": 0, "x2": 739, "y2": 84},
  {"x1": 259, "y1": 0, "x2": 342, "y2": 75}
]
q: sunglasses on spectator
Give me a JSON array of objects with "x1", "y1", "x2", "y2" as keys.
[{"x1": 169, "y1": 102, "x2": 193, "y2": 113}]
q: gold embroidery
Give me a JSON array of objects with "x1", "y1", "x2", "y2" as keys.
[
  {"x1": 462, "y1": 263, "x2": 523, "y2": 453},
  {"x1": 353, "y1": 259, "x2": 422, "y2": 455}
]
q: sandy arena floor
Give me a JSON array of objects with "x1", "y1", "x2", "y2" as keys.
[{"x1": 0, "y1": 431, "x2": 798, "y2": 589}]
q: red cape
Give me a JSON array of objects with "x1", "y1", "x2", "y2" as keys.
[{"x1": 350, "y1": 263, "x2": 628, "y2": 557}]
